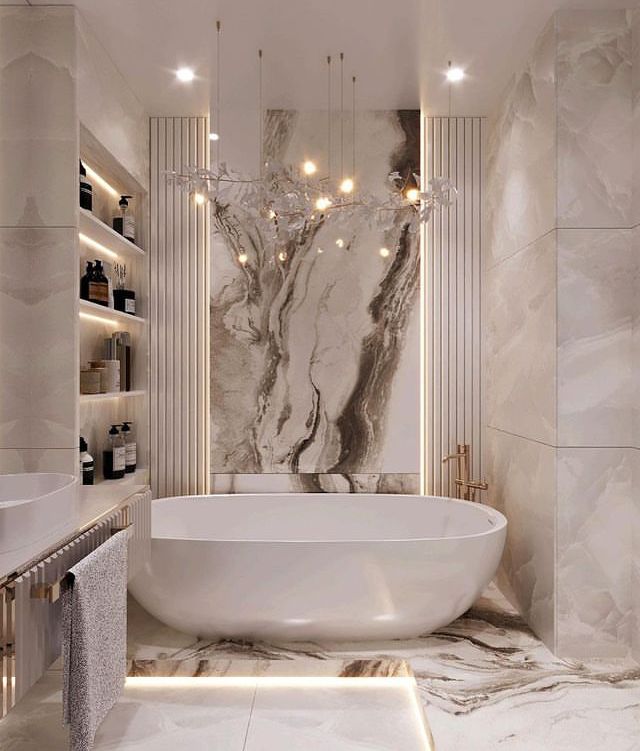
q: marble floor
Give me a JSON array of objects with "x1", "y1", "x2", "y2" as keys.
[
  {"x1": 128, "y1": 584, "x2": 640, "y2": 751},
  {"x1": 0, "y1": 672, "x2": 432, "y2": 750}
]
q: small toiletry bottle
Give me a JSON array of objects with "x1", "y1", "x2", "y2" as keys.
[
  {"x1": 103, "y1": 260, "x2": 114, "y2": 308},
  {"x1": 89, "y1": 260, "x2": 109, "y2": 306},
  {"x1": 79, "y1": 436, "x2": 94, "y2": 485},
  {"x1": 103, "y1": 424, "x2": 126, "y2": 480},
  {"x1": 80, "y1": 261, "x2": 93, "y2": 301},
  {"x1": 79, "y1": 160, "x2": 93, "y2": 211},
  {"x1": 120, "y1": 421, "x2": 137, "y2": 474},
  {"x1": 113, "y1": 195, "x2": 135, "y2": 243}
]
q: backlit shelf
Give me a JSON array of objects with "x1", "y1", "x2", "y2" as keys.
[
  {"x1": 79, "y1": 299, "x2": 146, "y2": 325},
  {"x1": 80, "y1": 390, "x2": 146, "y2": 403},
  {"x1": 79, "y1": 208, "x2": 145, "y2": 260}
]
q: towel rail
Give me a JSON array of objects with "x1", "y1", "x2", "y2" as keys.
[
  {"x1": 29, "y1": 523, "x2": 133, "y2": 604},
  {"x1": 0, "y1": 489, "x2": 151, "y2": 719}
]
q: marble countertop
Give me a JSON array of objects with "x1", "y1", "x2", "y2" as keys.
[{"x1": 0, "y1": 471, "x2": 149, "y2": 585}]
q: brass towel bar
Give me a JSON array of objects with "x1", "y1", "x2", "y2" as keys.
[{"x1": 29, "y1": 523, "x2": 132, "y2": 604}]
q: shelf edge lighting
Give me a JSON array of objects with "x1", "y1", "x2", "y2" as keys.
[
  {"x1": 79, "y1": 232, "x2": 118, "y2": 260},
  {"x1": 79, "y1": 310, "x2": 119, "y2": 326},
  {"x1": 84, "y1": 164, "x2": 120, "y2": 198}
]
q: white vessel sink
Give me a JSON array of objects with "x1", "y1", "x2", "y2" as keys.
[{"x1": 0, "y1": 473, "x2": 78, "y2": 579}]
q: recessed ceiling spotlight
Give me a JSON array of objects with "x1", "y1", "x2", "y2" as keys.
[
  {"x1": 209, "y1": 132, "x2": 220, "y2": 141},
  {"x1": 446, "y1": 65, "x2": 465, "y2": 83},
  {"x1": 176, "y1": 67, "x2": 195, "y2": 83}
]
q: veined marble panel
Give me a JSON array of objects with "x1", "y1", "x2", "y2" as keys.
[
  {"x1": 557, "y1": 10, "x2": 632, "y2": 228},
  {"x1": 0, "y1": 228, "x2": 77, "y2": 451},
  {"x1": 557, "y1": 228, "x2": 635, "y2": 446},
  {"x1": 485, "y1": 18, "x2": 556, "y2": 267},
  {"x1": 0, "y1": 6, "x2": 78, "y2": 227},
  {"x1": 209, "y1": 473, "x2": 420, "y2": 494},
  {"x1": 484, "y1": 232, "x2": 556, "y2": 446},
  {"x1": 484, "y1": 428, "x2": 556, "y2": 648},
  {"x1": 557, "y1": 448, "x2": 633, "y2": 659},
  {"x1": 210, "y1": 111, "x2": 420, "y2": 477}
]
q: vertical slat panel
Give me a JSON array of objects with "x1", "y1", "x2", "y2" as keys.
[
  {"x1": 425, "y1": 116, "x2": 483, "y2": 497},
  {"x1": 149, "y1": 116, "x2": 210, "y2": 497}
]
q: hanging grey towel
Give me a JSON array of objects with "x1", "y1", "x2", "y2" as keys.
[{"x1": 62, "y1": 529, "x2": 129, "y2": 751}]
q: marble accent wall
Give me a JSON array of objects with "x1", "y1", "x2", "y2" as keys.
[
  {"x1": 210, "y1": 111, "x2": 421, "y2": 493},
  {"x1": 0, "y1": 6, "x2": 79, "y2": 475},
  {"x1": 486, "y1": 9, "x2": 640, "y2": 659}
]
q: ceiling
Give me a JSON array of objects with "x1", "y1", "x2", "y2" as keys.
[{"x1": 7, "y1": 0, "x2": 627, "y2": 116}]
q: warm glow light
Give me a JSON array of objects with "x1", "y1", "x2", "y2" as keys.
[
  {"x1": 339, "y1": 177, "x2": 354, "y2": 194},
  {"x1": 379, "y1": 247, "x2": 390, "y2": 258},
  {"x1": 78, "y1": 232, "x2": 118, "y2": 260},
  {"x1": 315, "y1": 196, "x2": 332, "y2": 211},
  {"x1": 209, "y1": 132, "x2": 220, "y2": 141},
  {"x1": 80, "y1": 311, "x2": 119, "y2": 327},
  {"x1": 194, "y1": 192, "x2": 207, "y2": 205},
  {"x1": 268, "y1": 209, "x2": 277, "y2": 219},
  {"x1": 317, "y1": 247, "x2": 324, "y2": 254},
  {"x1": 302, "y1": 160, "x2": 317, "y2": 176},
  {"x1": 335, "y1": 238, "x2": 345, "y2": 248},
  {"x1": 278, "y1": 251, "x2": 288, "y2": 262},
  {"x1": 84, "y1": 164, "x2": 120, "y2": 198},
  {"x1": 446, "y1": 66, "x2": 465, "y2": 83},
  {"x1": 238, "y1": 252, "x2": 248, "y2": 265},
  {"x1": 176, "y1": 67, "x2": 195, "y2": 83},
  {"x1": 125, "y1": 676, "x2": 418, "y2": 689},
  {"x1": 405, "y1": 188, "x2": 420, "y2": 203}
]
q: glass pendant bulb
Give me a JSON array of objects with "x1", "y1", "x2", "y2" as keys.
[
  {"x1": 339, "y1": 177, "x2": 354, "y2": 194},
  {"x1": 405, "y1": 188, "x2": 420, "y2": 203},
  {"x1": 303, "y1": 160, "x2": 317, "y2": 176}
]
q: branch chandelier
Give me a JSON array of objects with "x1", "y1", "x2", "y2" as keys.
[{"x1": 167, "y1": 21, "x2": 457, "y2": 265}]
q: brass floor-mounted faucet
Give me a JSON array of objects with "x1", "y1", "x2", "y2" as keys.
[{"x1": 442, "y1": 443, "x2": 488, "y2": 502}]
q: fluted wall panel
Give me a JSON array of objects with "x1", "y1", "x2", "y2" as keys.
[
  {"x1": 150, "y1": 117, "x2": 210, "y2": 497},
  {"x1": 424, "y1": 117, "x2": 483, "y2": 496}
]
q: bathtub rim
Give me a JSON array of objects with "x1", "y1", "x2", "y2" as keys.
[{"x1": 150, "y1": 493, "x2": 507, "y2": 544}]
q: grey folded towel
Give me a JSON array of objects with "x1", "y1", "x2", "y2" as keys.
[{"x1": 62, "y1": 530, "x2": 129, "y2": 751}]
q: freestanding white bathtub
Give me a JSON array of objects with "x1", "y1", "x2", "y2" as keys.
[{"x1": 129, "y1": 493, "x2": 507, "y2": 642}]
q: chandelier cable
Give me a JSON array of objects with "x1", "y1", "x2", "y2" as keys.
[
  {"x1": 352, "y1": 75, "x2": 356, "y2": 188},
  {"x1": 258, "y1": 49, "x2": 263, "y2": 177},
  {"x1": 340, "y1": 52, "x2": 344, "y2": 181},
  {"x1": 327, "y1": 55, "x2": 332, "y2": 182},
  {"x1": 216, "y1": 20, "x2": 222, "y2": 168}
]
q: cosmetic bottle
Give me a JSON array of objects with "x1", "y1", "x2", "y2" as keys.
[
  {"x1": 103, "y1": 260, "x2": 114, "y2": 308},
  {"x1": 112, "y1": 195, "x2": 135, "y2": 243},
  {"x1": 120, "y1": 421, "x2": 137, "y2": 473},
  {"x1": 79, "y1": 160, "x2": 93, "y2": 211},
  {"x1": 80, "y1": 261, "x2": 93, "y2": 301},
  {"x1": 108, "y1": 331, "x2": 132, "y2": 391},
  {"x1": 103, "y1": 424, "x2": 125, "y2": 480},
  {"x1": 88, "y1": 260, "x2": 109, "y2": 306},
  {"x1": 79, "y1": 436, "x2": 94, "y2": 485}
]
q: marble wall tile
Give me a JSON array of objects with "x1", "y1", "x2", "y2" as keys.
[
  {"x1": 485, "y1": 428, "x2": 556, "y2": 649},
  {"x1": 632, "y1": 9, "x2": 640, "y2": 227},
  {"x1": 210, "y1": 473, "x2": 420, "y2": 495},
  {"x1": 632, "y1": 448, "x2": 640, "y2": 662},
  {"x1": 0, "y1": 228, "x2": 78, "y2": 451},
  {"x1": 0, "y1": 7, "x2": 77, "y2": 227},
  {"x1": 557, "y1": 228, "x2": 635, "y2": 446},
  {"x1": 484, "y1": 232, "x2": 556, "y2": 445},
  {"x1": 75, "y1": 13, "x2": 148, "y2": 190},
  {"x1": 0, "y1": 448, "x2": 77, "y2": 475},
  {"x1": 485, "y1": 18, "x2": 556, "y2": 268},
  {"x1": 556, "y1": 448, "x2": 633, "y2": 658},
  {"x1": 557, "y1": 10, "x2": 632, "y2": 228}
]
